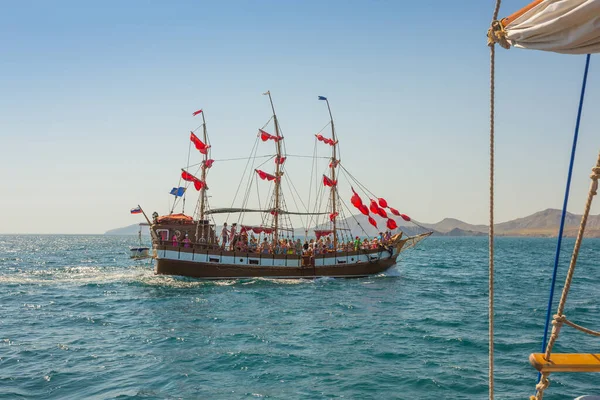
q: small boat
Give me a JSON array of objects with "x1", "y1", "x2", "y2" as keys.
[
  {"x1": 129, "y1": 224, "x2": 151, "y2": 259},
  {"x1": 142, "y1": 93, "x2": 431, "y2": 279},
  {"x1": 129, "y1": 247, "x2": 150, "y2": 259}
]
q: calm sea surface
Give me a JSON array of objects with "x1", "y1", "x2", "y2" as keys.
[{"x1": 1, "y1": 235, "x2": 598, "y2": 399}]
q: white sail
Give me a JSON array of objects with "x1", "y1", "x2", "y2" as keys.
[{"x1": 504, "y1": 0, "x2": 600, "y2": 54}]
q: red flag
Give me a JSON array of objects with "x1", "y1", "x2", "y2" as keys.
[
  {"x1": 192, "y1": 109, "x2": 203, "y2": 116},
  {"x1": 275, "y1": 156, "x2": 286, "y2": 165},
  {"x1": 376, "y1": 207, "x2": 388, "y2": 219},
  {"x1": 329, "y1": 212, "x2": 338, "y2": 221},
  {"x1": 256, "y1": 169, "x2": 277, "y2": 181},
  {"x1": 259, "y1": 129, "x2": 282, "y2": 142},
  {"x1": 389, "y1": 207, "x2": 400, "y2": 216},
  {"x1": 378, "y1": 198, "x2": 388, "y2": 208},
  {"x1": 351, "y1": 188, "x2": 363, "y2": 208},
  {"x1": 369, "y1": 199, "x2": 381, "y2": 215},
  {"x1": 329, "y1": 160, "x2": 339, "y2": 168},
  {"x1": 386, "y1": 219, "x2": 398, "y2": 230},
  {"x1": 181, "y1": 171, "x2": 205, "y2": 191},
  {"x1": 190, "y1": 132, "x2": 210, "y2": 155},
  {"x1": 322, "y1": 175, "x2": 337, "y2": 187},
  {"x1": 368, "y1": 216, "x2": 378, "y2": 228},
  {"x1": 358, "y1": 204, "x2": 369, "y2": 216},
  {"x1": 181, "y1": 170, "x2": 197, "y2": 182},
  {"x1": 259, "y1": 129, "x2": 272, "y2": 142},
  {"x1": 400, "y1": 214, "x2": 411, "y2": 222},
  {"x1": 194, "y1": 180, "x2": 205, "y2": 191},
  {"x1": 315, "y1": 134, "x2": 325, "y2": 142},
  {"x1": 204, "y1": 159, "x2": 214, "y2": 168},
  {"x1": 270, "y1": 210, "x2": 278, "y2": 216}
]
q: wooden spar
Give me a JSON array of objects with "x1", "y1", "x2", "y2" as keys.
[
  {"x1": 265, "y1": 91, "x2": 282, "y2": 243},
  {"x1": 500, "y1": 0, "x2": 544, "y2": 27},
  {"x1": 325, "y1": 97, "x2": 338, "y2": 250},
  {"x1": 138, "y1": 205, "x2": 158, "y2": 241},
  {"x1": 529, "y1": 353, "x2": 600, "y2": 373}
]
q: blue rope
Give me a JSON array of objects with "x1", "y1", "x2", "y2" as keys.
[{"x1": 540, "y1": 54, "x2": 591, "y2": 359}]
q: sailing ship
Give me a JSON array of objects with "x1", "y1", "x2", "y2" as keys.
[
  {"x1": 487, "y1": 1, "x2": 600, "y2": 399},
  {"x1": 141, "y1": 92, "x2": 431, "y2": 279}
]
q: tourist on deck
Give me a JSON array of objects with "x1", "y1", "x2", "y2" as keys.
[
  {"x1": 384, "y1": 230, "x2": 392, "y2": 242},
  {"x1": 229, "y1": 223, "x2": 238, "y2": 250},
  {"x1": 172, "y1": 234, "x2": 179, "y2": 247},
  {"x1": 354, "y1": 236, "x2": 361, "y2": 251},
  {"x1": 182, "y1": 234, "x2": 191, "y2": 248},
  {"x1": 378, "y1": 232, "x2": 384, "y2": 243},
  {"x1": 260, "y1": 238, "x2": 270, "y2": 254},
  {"x1": 295, "y1": 239, "x2": 303, "y2": 255},
  {"x1": 221, "y1": 223, "x2": 229, "y2": 249}
]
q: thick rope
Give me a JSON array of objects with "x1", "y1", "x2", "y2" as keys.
[
  {"x1": 563, "y1": 317, "x2": 600, "y2": 337},
  {"x1": 533, "y1": 152, "x2": 600, "y2": 400},
  {"x1": 530, "y1": 373, "x2": 550, "y2": 400},
  {"x1": 488, "y1": 1, "x2": 502, "y2": 397}
]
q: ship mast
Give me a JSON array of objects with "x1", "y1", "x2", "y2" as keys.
[
  {"x1": 194, "y1": 110, "x2": 209, "y2": 244},
  {"x1": 265, "y1": 91, "x2": 282, "y2": 242},
  {"x1": 199, "y1": 111, "x2": 208, "y2": 222},
  {"x1": 322, "y1": 96, "x2": 338, "y2": 250}
]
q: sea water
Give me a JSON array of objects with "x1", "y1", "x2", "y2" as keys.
[{"x1": 0, "y1": 235, "x2": 598, "y2": 399}]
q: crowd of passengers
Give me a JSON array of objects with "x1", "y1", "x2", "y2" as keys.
[
  {"x1": 213, "y1": 222, "x2": 394, "y2": 254},
  {"x1": 167, "y1": 222, "x2": 395, "y2": 254}
]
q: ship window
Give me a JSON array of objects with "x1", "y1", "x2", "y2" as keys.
[
  {"x1": 351, "y1": 258, "x2": 355, "y2": 261},
  {"x1": 240, "y1": 259, "x2": 244, "y2": 262},
  {"x1": 209, "y1": 258, "x2": 220, "y2": 263},
  {"x1": 249, "y1": 259, "x2": 259, "y2": 265}
]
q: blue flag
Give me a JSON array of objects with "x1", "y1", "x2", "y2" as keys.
[
  {"x1": 318, "y1": 96, "x2": 327, "y2": 101},
  {"x1": 170, "y1": 187, "x2": 186, "y2": 197}
]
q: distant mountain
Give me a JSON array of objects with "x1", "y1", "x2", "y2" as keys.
[
  {"x1": 494, "y1": 208, "x2": 600, "y2": 237},
  {"x1": 420, "y1": 218, "x2": 487, "y2": 234},
  {"x1": 105, "y1": 224, "x2": 150, "y2": 236},
  {"x1": 104, "y1": 209, "x2": 600, "y2": 238}
]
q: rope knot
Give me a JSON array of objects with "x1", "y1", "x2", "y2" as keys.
[
  {"x1": 487, "y1": 20, "x2": 511, "y2": 49},
  {"x1": 534, "y1": 373, "x2": 551, "y2": 397},
  {"x1": 553, "y1": 314, "x2": 566, "y2": 325}
]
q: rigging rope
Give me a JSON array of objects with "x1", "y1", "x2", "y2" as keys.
[{"x1": 487, "y1": 1, "x2": 502, "y2": 398}]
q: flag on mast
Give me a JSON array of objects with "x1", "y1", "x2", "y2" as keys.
[
  {"x1": 130, "y1": 206, "x2": 142, "y2": 214},
  {"x1": 169, "y1": 187, "x2": 186, "y2": 197}
]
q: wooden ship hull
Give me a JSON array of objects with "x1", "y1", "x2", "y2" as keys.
[{"x1": 152, "y1": 232, "x2": 430, "y2": 279}]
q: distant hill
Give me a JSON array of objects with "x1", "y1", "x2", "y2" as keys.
[
  {"x1": 423, "y1": 208, "x2": 600, "y2": 238},
  {"x1": 104, "y1": 209, "x2": 600, "y2": 238},
  {"x1": 420, "y1": 218, "x2": 487, "y2": 234},
  {"x1": 105, "y1": 224, "x2": 150, "y2": 236}
]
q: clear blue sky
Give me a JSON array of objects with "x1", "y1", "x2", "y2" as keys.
[{"x1": 1, "y1": 0, "x2": 598, "y2": 233}]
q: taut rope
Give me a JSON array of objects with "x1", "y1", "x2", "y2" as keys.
[{"x1": 487, "y1": 1, "x2": 502, "y2": 398}]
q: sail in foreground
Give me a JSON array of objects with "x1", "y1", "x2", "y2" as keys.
[
  {"x1": 140, "y1": 94, "x2": 432, "y2": 279},
  {"x1": 490, "y1": 0, "x2": 600, "y2": 54}
]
